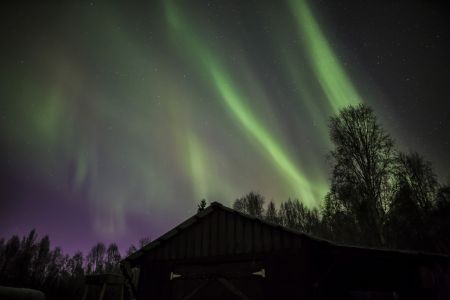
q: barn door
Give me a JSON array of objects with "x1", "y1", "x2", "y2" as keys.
[{"x1": 169, "y1": 261, "x2": 265, "y2": 300}]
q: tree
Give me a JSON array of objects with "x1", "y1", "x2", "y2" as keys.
[
  {"x1": 326, "y1": 104, "x2": 396, "y2": 246},
  {"x1": 233, "y1": 192, "x2": 265, "y2": 218},
  {"x1": 0, "y1": 235, "x2": 20, "y2": 284},
  {"x1": 86, "y1": 243, "x2": 106, "y2": 274},
  {"x1": 126, "y1": 245, "x2": 137, "y2": 257},
  {"x1": 197, "y1": 199, "x2": 207, "y2": 212},
  {"x1": 31, "y1": 235, "x2": 51, "y2": 287},
  {"x1": 105, "y1": 243, "x2": 121, "y2": 273},
  {"x1": 65, "y1": 251, "x2": 85, "y2": 300},
  {"x1": 432, "y1": 185, "x2": 450, "y2": 253},
  {"x1": 67, "y1": 251, "x2": 84, "y2": 278},
  {"x1": 265, "y1": 201, "x2": 280, "y2": 224},
  {"x1": 278, "y1": 199, "x2": 321, "y2": 234},
  {"x1": 0, "y1": 238, "x2": 4, "y2": 279},
  {"x1": 44, "y1": 247, "x2": 64, "y2": 289},
  {"x1": 16, "y1": 229, "x2": 38, "y2": 285},
  {"x1": 279, "y1": 199, "x2": 302, "y2": 230},
  {"x1": 395, "y1": 152, "x2": 437, "y2": 210},
  {"x1": 322, "y1": 193, "x2": 360, "y2": 244},
  {"x1": 385, "y1": 152, "x2": 438, "y2": 250},
  {"x1": 139, "y1": 237, "x2": 152, "y2": 249}
]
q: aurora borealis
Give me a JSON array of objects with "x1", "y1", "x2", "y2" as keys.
[{"x1": 1, "y1": 0, "x2": 449, "y2": 254}]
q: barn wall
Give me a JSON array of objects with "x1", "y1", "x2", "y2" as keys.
[
  {"x1": 136, "y1": 240, "x2": 321, "y2": 300},
  {"x1": 133, "y1": 209, "x2": 324, "y2": 299},
  {"x1": 138, "y1": 251, "x2": 315, "y2": 300},
  {"x1": 129, "y1": 206, "x2": 450, "y2": 300},
  {"x1": 263, "y1": 251, "x2": 311, "y2": 299},
  {"x1": 137, "y1": 261, "x2": 172, "y2": 299},
  {"x1": 143, "y1": 209, "x2": 307, "y2": 262}
]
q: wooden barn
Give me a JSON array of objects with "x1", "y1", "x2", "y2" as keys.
[{"x1": 121, "y1": 202, "x2": 450, "y2": 300}]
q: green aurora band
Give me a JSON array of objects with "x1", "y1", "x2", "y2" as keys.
[
  {"x1": 289, "y1": 0, "x2": 362, "y2": 112},
  {"x1": 165, "y1": 0, "x2": 361, "y2": 206},
  {"x1": 166, "y1": 1, "x2": 320, "y2": 205}
]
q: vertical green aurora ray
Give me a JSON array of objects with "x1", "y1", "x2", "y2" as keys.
[
  {"x1": 289, "y1": 0, "x2": 362, "y2": 113},
  {"x1": 165, "y1": 1, "x2": 324, "y2": 206},
  {"x1": 188, "y1": 134, "x2": 210, "y2": 203},
  {"x1": 185, "y1": 131, "x2": 237, "y2": 202}
]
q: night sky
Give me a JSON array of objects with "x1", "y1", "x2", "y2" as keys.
[{"x1": 1, "y1": 0, "x2": 449, "y2": 255}]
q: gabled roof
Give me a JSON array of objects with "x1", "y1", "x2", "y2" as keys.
[
  {"x1": 123, "y1": 202, "x2": 331, "y2": 264},
  {"x1": 122, "y1": 202, "x2": 450, "y2": 265}
]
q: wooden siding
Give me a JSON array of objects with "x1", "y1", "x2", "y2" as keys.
[
  {"x1": 141, "y1": 209, "x2": 305, "y2": 262},
  {"x1": 125, "y1": 203, "x2": 450, "y2": 300}
]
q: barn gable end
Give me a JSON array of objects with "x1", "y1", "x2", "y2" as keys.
[
  {"x1": 125, "y1": 202, "x2": 318, "y2": 265},
  {"x1": 122, "y1": 202, "x2": 450, "y2": 300}
]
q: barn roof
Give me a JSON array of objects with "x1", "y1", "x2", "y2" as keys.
[
  {"x1": 123, "y1": 202, "x2": 449, "y2": 266},
  {"x1": 123, "y1": 202, "x2": 329, "y2": 264}
]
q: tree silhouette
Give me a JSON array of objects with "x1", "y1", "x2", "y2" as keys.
[
  {"x1": 432, "y1": 185, "x2": 450, "y2": 252},
  {"x1": 105, "y1": 243, "x2": 121, "y2": 273},
  {"x1": 139, "y1": 237, "x2": 152, "y2": 248},
  {"x1": 126, "y1": 244, "x2": 137, "y2": 256},
  {"x1": 233, "y1": 192, "x2": 265, "y2": 218},
  {"x1": 386, "y1": 152, "x2": 438, "y2": 250},
  {"x1": 322, "y1": 192, "x2": 359, "y2": 244},
  {"x1": 197, "y1": 199, "x2": 207, "y2": 212},
  {"x1": 44, "y1": 246, "x2": 65, "y2": 296},
  {"x1": 0, "y1": 235, "x2": 20, "y2": 284},
  {"x1": 278, "y1": 199, "x2": 321, "y2": 235},
  {"x1": 395, "y1": 152, "x2": 437, "y2": 210},
  {"x1": 67, "y1": 251, "x2": 84, "y2": 278},
  {"x1": 17, "y1": 229, "x2": 38, "y2": 286},
  {"x1": 265, "y1": 201, "x2": 279, "y2": 224},
  {"x1": 31, "y1": 235, "x2": 50, "y2": 287},
  {"x1": 0, "y1": 231, "x2": 132, "y2": 299},
  {"x1": 326, "y1": 104, "x2": 396, "y2": 246},
  {"x1": 86, "y1": 243, "x2": 106, "y2": 274}
]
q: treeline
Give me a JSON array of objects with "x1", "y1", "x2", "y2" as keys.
[
  {"x1": 230, "y1": 105, "x2": 450, "y2": 253},
  {"x1": 0, "y1": 230, "x2": 149, "y2": 299}
]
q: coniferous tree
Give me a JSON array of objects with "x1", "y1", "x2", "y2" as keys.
[{"x1": 197, "y1": 199, "x2": 207, "y2": 212}]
